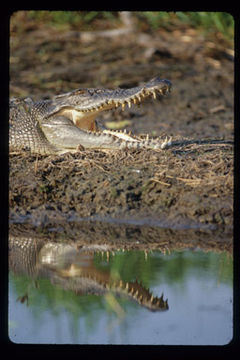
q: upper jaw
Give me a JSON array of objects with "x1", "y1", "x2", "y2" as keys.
[
  {"x1": 65, "y1": 77, "x2": 172, "y2": 113},
  {"x1": 49, "y1": 77, "x2": 172, "y2": 123}
]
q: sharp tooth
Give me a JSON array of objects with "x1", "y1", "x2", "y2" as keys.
[
  {"x1": 133, "y1": 97, "x2": 137, "y2": 104},
  {"x1": 137, "y1": 95, "x2": 142, "y2": 102},
  {"x1": 127, "y1": 100, "x2": 131, "y2": 108},
  {"x1": 151, "y1": 295, "x2": 154, "y2": 303},
  {"x1": 152, "y1": 90, "x2": 156, "y2": 99},
  {"x1": 121, "y1": 102, "x2": 125, "y2": 111},
  {"x1": 126, "y1": 282, "x2": 129, "y2": 290}
]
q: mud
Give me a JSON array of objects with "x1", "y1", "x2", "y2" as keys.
[{"x1": 9, "y1": 13, "x2": 234, "y2": 241}]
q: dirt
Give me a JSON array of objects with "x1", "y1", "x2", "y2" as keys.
[{"x1": 9, "y1": 13, "x2": 234, "y2": 246}]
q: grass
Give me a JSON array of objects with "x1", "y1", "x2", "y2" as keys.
[
  {"x1": 138, "y1": 12, "x2": 234, "y2": 39},
  {"x1": 26, "y1": 11, "x2": 119, "y2": 30},
  {"x1": 14, "y1": 11, "x2": 234, "y2": 41}
]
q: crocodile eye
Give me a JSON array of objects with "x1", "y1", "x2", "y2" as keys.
[{"x1": 75, "y1": 89, "x2": 88, "y2": 96}]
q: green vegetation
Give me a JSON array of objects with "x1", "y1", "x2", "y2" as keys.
[
  {"x1": 141, "y1": 11, "x2": 233, "y2": 37},
  {"x1": 22, "y1": 11, "x2": 234, "y2": 40},
  {"x1": 26, "y1": 11, "x2": 119, "y2": 30}
]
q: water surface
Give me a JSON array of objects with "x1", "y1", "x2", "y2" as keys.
[{"x1": 9, "y1": 247, "x2": 233, "y2": 345}]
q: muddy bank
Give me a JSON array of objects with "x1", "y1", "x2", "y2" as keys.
[
  {"x1": 10, "y1": 140, "x2": 233, "y2": 231},
  {"x1": 9, "y1": 13, "x2": 234, "y2": 239},
  {"x1": 9, "y1": 218, "x2": 232, "y2": 254}
]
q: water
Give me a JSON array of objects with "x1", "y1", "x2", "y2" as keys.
[{"x1": 9, "y1": 244, "x2": 233, "y2": 345}]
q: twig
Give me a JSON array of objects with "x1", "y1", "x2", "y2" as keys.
[{"x1": 149, "y1": 178, "x2": 171, "y2": 187}]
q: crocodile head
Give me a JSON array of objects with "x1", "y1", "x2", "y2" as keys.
[
  {"x1": 46, "y1": 77, "x2": 172, "y2": 131},
  {"x1": 57, "y1": 266, "x2": 169, "y2": 312},
  {"x1": 9, "y1": 235, "x2": 169, "y2": 312}
]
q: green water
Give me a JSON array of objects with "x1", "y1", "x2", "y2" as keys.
[{"x1": 9, "y1": 248, "x2": 233, "y2": 345}]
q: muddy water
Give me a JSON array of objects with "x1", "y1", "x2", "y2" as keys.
[{"x1": 9, "y1": 235, "x2": 233, "y2": 345}]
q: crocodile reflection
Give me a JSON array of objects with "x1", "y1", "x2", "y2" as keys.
[{"x1": 9, "y1": 237, "x2": 168, "y2": 312}]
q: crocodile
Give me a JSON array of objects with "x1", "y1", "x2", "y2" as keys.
[
  {"x1": 9, "y1": 77, "x2": 172, "y2": 154},
  {"x1": 9, "y1": 235, "x2": 169, "y2": 312}
]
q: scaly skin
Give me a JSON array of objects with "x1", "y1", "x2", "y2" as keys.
[{"x1": 9, "y1": 77, "x2": 172, "y2": 154}]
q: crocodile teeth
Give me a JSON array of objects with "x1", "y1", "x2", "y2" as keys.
[
  {"x1": 151, "y1": 90, "x2": 157, "y2": 99},
  {"x1": 127, "y1": 100, "x2": 131, "y2": 108},
  {"x1": 121, "y1": 103, "x2": 125, "y2": 111}
]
